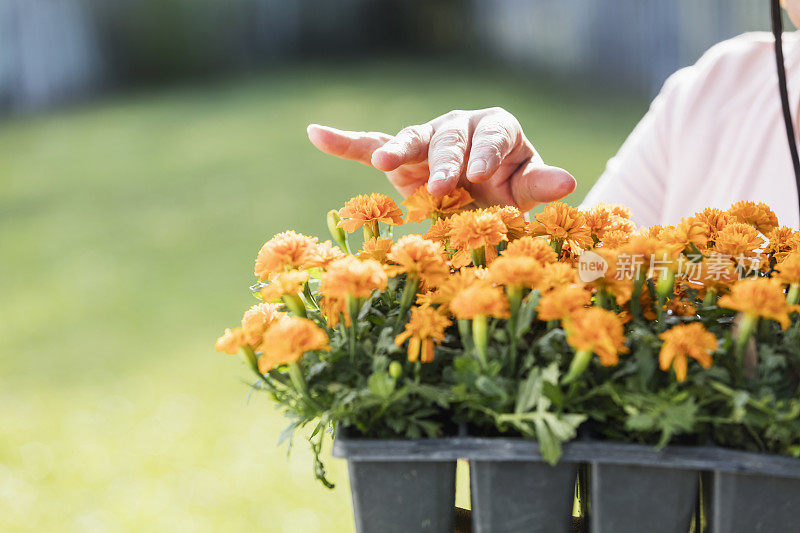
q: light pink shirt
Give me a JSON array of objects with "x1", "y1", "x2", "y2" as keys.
[{"x1": 582, "y1": 32, "x2": 800, "y2": 230}]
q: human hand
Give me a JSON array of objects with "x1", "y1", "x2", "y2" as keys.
[{"x1": 307, "y1": 107, "x2": 576, "y2": 211}]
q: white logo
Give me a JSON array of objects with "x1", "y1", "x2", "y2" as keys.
[{"x1": 577, "y1": 250, "x2": 609, "y2": 282}]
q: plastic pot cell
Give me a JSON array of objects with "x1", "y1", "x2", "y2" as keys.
[
  {"x1": 589, "y1": 464, "x2": 698, "y2": 533},
  {"x1": 469, "y1": 460, "x2": 578, "y2": 533},
  {"x1": 708, "y1": 471, "x2": 800, "y2": 533},
  {"x1": 333, "y1": 434, "x2": 800, "y2": 533},
  {"x1": 347, "y1": 460, "x2": 456, "y2": 533}
]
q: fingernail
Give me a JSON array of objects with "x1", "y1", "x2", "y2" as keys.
[
  {"x1": 467, "y1": 160, "x2": 487, "y2": 178},
  {"x1": 429, "y1": 170, "x2": 449, "y2": 183}
]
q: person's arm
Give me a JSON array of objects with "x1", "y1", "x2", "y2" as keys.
[
  {"x1": 307, "y1": 107, "x2": 576, "y2": 212},
  {"x1": 581, "y1": 66, "x2": 695, "y2": 226}
]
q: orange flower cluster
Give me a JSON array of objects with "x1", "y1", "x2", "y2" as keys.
[
  {"x1": 564, "y1": 307, "x2": 628, "y2": 367},
  {"x1": 260, "y1": 316, "x2": 330, "y2": 373},
  {"x1": 395, "y1": 306, "x2": 451, "y2": 363},
  {"x1": 659, "y1": 323, "x2": 717, "y2": 381},
  {"x1": 254, "y1": 231, "x2": 319, "y2": 280},
  {"x1": 719, "y1": 278, "x2": 800, "y2": 330},
  {"x1": 215, "y1": 302, "x2": 286, "y2": 354},
  {"x1": 320, "y1": 256, "x2": 388, "y2": 300},
  {"x1": 385, "y1": 235, "x2": 449, "y2": 287},
  {"x1": 447, "y1": 209, "x2": 508, "y2": 251},
  {"x1": 220, "y1": 189, "x2": 800, "y2": 384},
  {"x1": 337, "y1": 193, "x2": 404, "y2": 234},
  {"x1": 403, "y1": 187, "x2": 474, "y2": 223}
]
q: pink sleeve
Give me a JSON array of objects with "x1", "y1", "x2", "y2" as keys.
[{"x1": 580, "y1": 66, "x2": 695, "y2": 227}]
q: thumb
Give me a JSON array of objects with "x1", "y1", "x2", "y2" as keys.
[{"x1": 510, "y1": 162, "x2": 577, "y2": 211}]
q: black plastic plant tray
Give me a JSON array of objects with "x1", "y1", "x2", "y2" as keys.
[{"x1": 333, "y1": 435, "x2": 800, "y2": 533}]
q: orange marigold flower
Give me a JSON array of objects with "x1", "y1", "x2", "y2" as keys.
[
  {"x1": 420, "y1": 268, "x2": 487, "y2": 309},
  {"x1": 642, "y1": 225, "x2": 665, "y2": 239},
  {"x1": 502, "y1": 236, "x2": 558, "y2": 264},
  {"x1": 585, "y1": 204, "x2": 636, "y2": 243},
  {"x1": 450, "y1": 283, "x2": 510, "y2": 320},
  {"x1": 537, "y1": 262, "x2": 579, "y2": 293},
  {"x1": 564, "y1": 307, "x2": 628, "y2": 366},
  {"x1": 447, "y1": 209, "x2": 507, "y2": 251},
  {"x1": 403, "y1": 186, "x2": 473, "y2": 223},
  {"x1": 320, "y1": 295, "x2": 347, "y2": 329},
  {"x1": 589, "y1": 248, "x2": 634, "y2": 305},
  {"x1": 693, "y1": 254, "x2": 739, "y2": 291},
  {"x1": 320, "y1": 256, "x2": 388, "y2": 300},
  {"x1": 425, "y1": 217, "x2": 453, "y2": 243},
  {"x1": 260, "y1": 270, "x2": 310, "y2": 302},
  {"x1": 660, "y1": 218, "x2": 708, "y2": 250},
  {"x1": 487, "y1": 255, "x2": 542, "y2": 288},
  {"x1": 259, "y1": 317, "x2": 329, "y2": 373},
  {"x1": 537, "y1": 284, "x2": 592, "y2": 321},
  {"x1": 608, "y1": 204, "x2": 633, "y2": 219},
  {"x1": 667, "y1": 283, "x2": 698, "y2": 317},
  {"x1": 359, "y1": 237, "x2": 394, "y2": 263},
  {"x1": 728, "y1": 201, "x2": 779, "y2": 235},
  {"x1": 659, "y1": 323, "x2": 717, "y2": 381},
  {"x1": 241, "y1": 302, "x2": 286, "y2": 346},
  {"x1": 764, "y1": 226, "x2": 800, "y2": 263},
  {"x1": 620, "y1": 234, "x2": 680, "y2": 263},
  {"x1": 532, "y1": 203, "x2": 592, "y2": 251},
  {"x1": 488, "y1": 205, "x2": 527, "y2": 240},
  {"x1": 775, "y1": 252, "x2": 800, "y2": 285},
  {"x1": 385, "y1": 235, "x2": 449, "y2": 287},
  {"x1": 337, "y1": 193, "x2": 404, "y2": 234},
  {"x1": 309, "y1": 240, "x2": 346, "y2": 269},
  {"x1": 692, "y1": 207, "x2": 732, "y2": 244},
  {"x1": 718, "y1": 278, "x2": 800, "y2": 329},
  {"x1": 395, "y1": 306, "x2": 452, "y2": 363},
  {"x1": 215, "y1": 327, "x2": 248, "y2": 355},
  {"x1": 254, "y1": 231, "x2": 319, "y2": 280},
  {"x1": 714, "y1": 222, "x2": 765, "y2": 258},
  {"x1": 599, "y1": 229, "x2": 632, "y2": 249}
]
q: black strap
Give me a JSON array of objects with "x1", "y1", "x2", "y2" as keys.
[{"x1": 771, "y1": 0, "x2": 800, "y2": 212}]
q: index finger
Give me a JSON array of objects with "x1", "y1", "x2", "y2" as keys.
[{"x1": 307, "y1": 124, "x2": 391, "y2": 166}]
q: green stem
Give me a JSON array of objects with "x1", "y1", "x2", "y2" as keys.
[
  {"x1": 735, "y1": 313, "x2": 758, "y2": 371},
  {"x1": 345, "y1": 295, "x2": 361, "y2": 362},
  {"x1": 506, "y1": 286, "x2": 522, "y2": 373},
  {"x1": 241, "y1": 345, "x2": 260, "y2": 376},
  {"x1": 473, "y1": 315, "x2": 489, "y2": 367},
  {"x1": 289, "y1": 361, "x2": 321, "y2": 411},
  {"x1": 788, "y1": 284, "x2": 800, "y2": 306},
  {"x1": 282, "y1": 293, "x2": 307, "y2": 317},
  {"x1": 363, "y1": 220, "x2": 379, "y2": 241},
  {"x1": 398, "y1": 275, "x2": 419, "y2": 320},
  {"x1": 458, "y1": 319, "x2": 472, "y2": 350},
  {"x1": 655, "y1": 270, "x2": 676, "y2": 327},
  {"x1": 470, "y1": 246, "x2": 486, "y2": 268},
  {"x1": 562, "y1": 349, "x2": 593, "y2": 385},
  {"x1": 703, "y1": 288, "x2": 717, "y2": 308},
  {"x1": 656, "y1": 270, "x2": 676, "y2": 300},
  {"x1": 595, "y1": 290, "x2": 610, "y2": 310},
  {"x1": 630, "y1": 272, "x2": 646, "y2": 321},
  {"x1": 551, "y1": 238, "x2": 564, "y2": 258}
]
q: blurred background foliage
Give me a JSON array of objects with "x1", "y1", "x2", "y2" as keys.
[{"x1": 0, "y1": 0, "x2": 774, "y2": 531}]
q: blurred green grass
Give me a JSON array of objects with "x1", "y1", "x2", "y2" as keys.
[{"x1": 0, "y1": 61, "x2": 645, "y2": 532}]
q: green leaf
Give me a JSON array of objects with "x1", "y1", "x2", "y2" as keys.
[
  {"x1": 367, "y1": 371, "x2": 395, "y2": 398},
  {"x1": 516, "y1": 291, "x2": 541, "y2": 339},
  {"x1": 475, "y1": 376, "x2": 508, "y2": 401}
]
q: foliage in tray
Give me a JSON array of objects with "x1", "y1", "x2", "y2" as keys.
[{"x1": 216, "y1": 188, "x2": 800, "y2": 485}]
